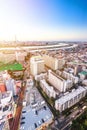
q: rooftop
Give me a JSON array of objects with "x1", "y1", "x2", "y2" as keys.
[
  {"x1": 79, "y1": 71, "x2": 87, "y2": 75},
  {"x1": 20, "y1": 87, "x2": 53, "y2": 130},
  {"x1": 0, "y1": 91, "x2": 12, "y2": 104},
  {"x1": 20, "y1": 104, "x2": 53, "y2": 130}
]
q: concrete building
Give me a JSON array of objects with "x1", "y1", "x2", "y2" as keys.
[
  {"x1": 82, "y1": 80, "x2": 87, "y2": 86},
  {"x1": 15, "y1": 51, "x2": 27, "y2": 62},
  {"x1": 30, "y1": 56, "x2": 45, "y2": 76},
  {"x1": 74, "y1": 65, "x2": 82, "y2": 76},
  {"x1": 0, "y1": 91, "x2": 14, "y2": 124},
  {"x1": 48, "y1": 70, "x2": 73, "y2": 92},
  {"x1": 43, "y1": 55, "x2": 65, "y2": 70},
  {"x1": 5, "y1": 78, "x2": 16, "y2": 96},
  {"x1": 40, "y1": 79, "x2": 56, "y2": 98},
  {"x1": 63, "y1": 71, "x2": 79, "y2": 84},
  {"x1": 35, "y1": 73, "x2": 47, "y2": 81},
  {"x1": 55, "y1": 86, "x2": 87, "y2": 112},
  {"x1": 79, "y1": 71, "x2": 87, "y2": 80}
]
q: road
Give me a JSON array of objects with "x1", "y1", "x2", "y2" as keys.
[
  {"x1": 0, "y1": 44, "x2": 77, "y2": 52},
  {"x1": 9, "y1": 80, "x2": 26, "y2": 130}
]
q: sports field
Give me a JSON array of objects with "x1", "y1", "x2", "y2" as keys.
[{"x1": 0, "y1": 63, "x2": 23, "y2": 71}]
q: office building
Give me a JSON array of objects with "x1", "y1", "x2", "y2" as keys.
[
  {"x1": 55, "y1": 86, "x2": 87, "y2": 112},
  {"x1": 30, "y1": 56, "x2": 45, "y2": 76},
  {"x1": 48, "y1": 70, "x2": 73, "y2": 92}
]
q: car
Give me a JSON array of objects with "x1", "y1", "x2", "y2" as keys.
[
  {"x1": 21, "y1": 117, "x2": 25, "y2": 120},
  {"x1": 20, "y1": 122, "x2": 25, "y2": 125},
  {"x1": 22, "y1": 111, "x2": 26, "y2": 113}
]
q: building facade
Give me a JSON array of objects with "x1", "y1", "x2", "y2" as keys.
[
  {"x1": 55, "y1": 86, "x2": 87, "y2": 112},
  {"x1": 0, "y1": 91, "x2": 14, "y2": 124},
  {"x1": 48, "y1": 70, "x2": 73, "y2": 92},
  {"x1": 62, "y1": 71, "x2": 79, "y2": 84},
  {"x1": 30, "y1": 56, "x2": 45, "y2": 76},
  {"x1": 40, "y1": 79, "x2": 56, "y2": 98},
  {"x1": 43, "y1": 55, "x2": 65, "y2": 70}
]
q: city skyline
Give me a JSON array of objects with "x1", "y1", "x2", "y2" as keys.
[{"x1": 0, "y1": 0, "x2": 87, "y2": 41}]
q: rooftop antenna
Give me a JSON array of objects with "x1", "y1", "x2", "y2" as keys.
[{"x1": 15, "y1": 35, "x2": 17, "y2": 43}]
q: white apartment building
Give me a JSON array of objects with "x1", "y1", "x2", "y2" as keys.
[
  {"x1": 48, "y1": 70, "x2": 73, "y2": 92},
  {"x1": 82, "y1": 80, "x2": 87, "y2": 86},
  {"x1": 15, "y1": 51, "x2": 27, "y2": 62},
  {"x1": 55, "y1": 86, "x2": 87, "y2": 112},
  {"x1": 43, "y1": 55, "x2": 65, "y2": 70},
  {"x1": 30, "y1": 56, "x2": 45, "y2": 76},
  {"x1": 63, "y1": 71, "x2": 79, "y2": 84},
  {"x1": 0, "y1": 91, "x2": 14, "y2": 124},
  {"x1": 35, "y1": 73, "x2": 47, "y2": 81},
  {"x1": 40, "y1": 79, "x2": 56, "y2": 98}
]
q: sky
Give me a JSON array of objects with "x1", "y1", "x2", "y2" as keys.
[{"x1": 0, "y1": 0, "x2": 87, "y2": 41}]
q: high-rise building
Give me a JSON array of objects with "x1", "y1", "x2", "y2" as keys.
[
  {"x1": 43, "y1": 55, "x2": 65, "y2": 70},
  {"x1": 30, "y1": 56, "x2": 45, "y2": 76}
]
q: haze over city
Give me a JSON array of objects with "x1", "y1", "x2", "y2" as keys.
[
  {"x1": 0, "y1": 1, "x2": 87, "y2": 130},
  {"x1": 0, "y1": 0, "x2": 87, "y2": 41}
]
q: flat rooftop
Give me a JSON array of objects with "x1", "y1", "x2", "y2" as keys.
[
  {"x1": 0, "y1": 91, "x2": 12, "y2": 104},
  {"x1": 20, "y1": 87, "x2": 53, "y2": 130},
  {"x1": 79, "y1": 71, "x2": 87, "y2": 76},
  {"x1": 20, "y1": 105, "x2": 53, "y2": 130}
]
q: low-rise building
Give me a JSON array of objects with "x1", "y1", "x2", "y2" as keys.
[
  {"x1": 78, "y1": 71, "x2": 87, "y2": 80},
  {"x1": 82, "y1": 80, "x2": 87, "y2": 86},
  {"x1": 0, "y1": 91, "x2": 14, "y2": 124}
]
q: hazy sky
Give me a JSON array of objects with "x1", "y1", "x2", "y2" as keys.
[{"x1": 0, "y1": 0, "x2": 87, "y2": 41}]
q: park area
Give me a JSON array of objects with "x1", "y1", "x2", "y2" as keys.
[{"x1": 0, "y1": 63, "x2": 23, "y2": 71}]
